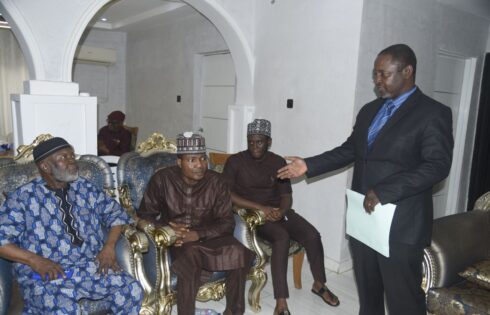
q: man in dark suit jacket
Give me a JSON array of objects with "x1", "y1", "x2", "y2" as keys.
[{"x1": 277, "y1": 44, "x2": 453, "y2": 315}]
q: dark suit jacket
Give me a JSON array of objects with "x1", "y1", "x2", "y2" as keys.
[{"x1": 305, "y1": 88, "x2": 453, "y2": 246}]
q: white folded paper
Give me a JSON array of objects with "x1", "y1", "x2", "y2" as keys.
[{"x1": 345, "y1": 189, "x2": 396, "y2": 257}]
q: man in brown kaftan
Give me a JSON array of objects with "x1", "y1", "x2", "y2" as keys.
[
  {"x1": 222, "y1": 119, "x2": 339, "y2": 315},
  {"x1": 138, "y1": 132, "x2": 254, "y2": 315}
]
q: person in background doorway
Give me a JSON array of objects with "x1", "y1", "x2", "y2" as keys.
[{"x1": 98, "y1": 110, "x2": 131, "y2": 156}]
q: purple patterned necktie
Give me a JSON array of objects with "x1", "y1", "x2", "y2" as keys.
[{"x1": 367, "y1": 100, "x2": 396, "y2": 149}]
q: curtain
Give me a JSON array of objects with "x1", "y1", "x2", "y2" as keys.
[
  {"x1": 468, "y1": 53, "x2": 490, "y2": 209},
  {"x1": 0, "y1": 28, "x2": 29, "y2": 144}
]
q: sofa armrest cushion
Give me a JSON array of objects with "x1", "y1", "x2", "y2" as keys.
[{"x1": 459, "y1": 259, "x2": 490, "y2": 290}]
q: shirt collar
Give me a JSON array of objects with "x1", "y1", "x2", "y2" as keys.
[{"x1": 386, "y1": 85, "x2": 417, "y2": 109}]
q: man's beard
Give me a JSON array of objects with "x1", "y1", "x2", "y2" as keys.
[{"x1": 51, "y1": 165, "x2": 79, "y2": 183}]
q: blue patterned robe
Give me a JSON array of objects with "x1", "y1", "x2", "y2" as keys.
[{"x1": 0, "y1": 177, "x2": 143, "y2": 314}]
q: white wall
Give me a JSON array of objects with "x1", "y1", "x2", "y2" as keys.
[
  {"x1": 75, "y1": 29, "x2": 127, "y2": 129},
  {"x1": 214, "y1": 0, "x2": 255, "y2": 52},
  {"x1": 356, "y1": 0, "x2": 490, "y2": 211},
  {"x1": 253, "y1": 0, "x2": 364, "y2": 270},
  {"x1": 0, "y1": 28, "x2": 28, "y2": 141},
  {"x1": 125, "y1": 6, "x2": 228, "y2": 141}
]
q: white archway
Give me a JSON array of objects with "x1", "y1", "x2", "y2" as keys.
[
  {"x1": 183, "y1": 0, "x2": 254, "y2": 105},
  {"x1": 1, "y1": 0, "x2": 254, "y2": 105},
  {"x1": 0, "y1": 0, "x2": 111, "y2": 82},
  {"x1": 0, "y1": 0, "x2": 255, "y2": 152}
]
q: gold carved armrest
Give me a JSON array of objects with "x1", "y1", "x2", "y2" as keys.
[
  {"x1": 116, "y1": 224, "x2": 160, "y2": 315},
  {"x1": 153, "y1": 226, "x2": 177, "y2": 309},
  {"x1": 233, "y1": 207, "x2": 267, "y2": 269},
  {"x1": 154, "y1": 225, "x2": 177, "y2": 248},
  {"x1": 233, "y1": 207, "x2": 267, "y2": 312},
  {"x1": 125, "y1": 215, "x2": 178, "y2": 314},
  {"x1": 135, "y1": 219, "x2": 177, "y2": 248},
  {"x1": 234, "y1": 207, "x2": 266, "y2": 228}
]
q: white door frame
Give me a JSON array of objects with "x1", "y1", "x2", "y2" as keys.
[
  {"x1": 193, "y1": 50, "x2": 234, "y2": 152},
  {"x1": 444, "y1": 53, "x2": 477, "y2": 215}
]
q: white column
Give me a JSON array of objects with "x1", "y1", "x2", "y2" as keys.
[{"x1": 227, "y1": 105, "x2": 254, "y2": 153}]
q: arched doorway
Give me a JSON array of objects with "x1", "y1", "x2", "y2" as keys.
[
  {"x1": 75, "y1": 0, "x2": 254, "y2": 151},
  {"x1": 0, "y1": 0, "x2": 254, "y2": 152}
]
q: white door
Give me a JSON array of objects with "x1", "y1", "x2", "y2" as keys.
[
  {"x1": 197, "y1": 52, "x2": 236, "y2": 153},
  {"x1": 432, "y1": 52, "x2": 476, "y2": 218}
]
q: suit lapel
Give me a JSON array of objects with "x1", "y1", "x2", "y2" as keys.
[{"x1": 369, "y1": 89, "x2": 421, "y2": 152}]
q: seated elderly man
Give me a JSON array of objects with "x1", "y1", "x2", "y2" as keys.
[
  {"x1": 0, "y1": 137, "x2": 143, "y2": 314},
  {"x1": 138, "y1": 132, "x2": 254, "y2": 315},
  {"x1": 222, "y1": 119, "x2": 339, "y2": 315},
  {"x1": 97, "y1": 110, "x2": 132, "y2": 156}
]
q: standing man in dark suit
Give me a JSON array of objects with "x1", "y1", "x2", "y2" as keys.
[{"x1": 277, "y1": 44, "x2": 453, "y2": 315}]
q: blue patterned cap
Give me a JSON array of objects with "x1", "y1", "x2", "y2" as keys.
[{"x1": 247, "y1": 119, "x2": 271, "y2": 137}]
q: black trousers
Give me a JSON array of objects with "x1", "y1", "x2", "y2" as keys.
[
  {"x1": 257, "y1": 209, "x2": 326, "y2": 299},
  {"x1": 350, "y1": 238, "x2": 426, "y2": 315}
]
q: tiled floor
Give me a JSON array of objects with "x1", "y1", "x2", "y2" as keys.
[{"x1": 185, "y1": 257, "x2": 360, "y2": 315}]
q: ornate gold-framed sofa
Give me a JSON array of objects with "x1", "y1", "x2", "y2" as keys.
[
  {"x1": 117, "y1": 134, "x2": 268, "y2": 314},
  {"x1": 0, "y1": 135, "x2": 153, "y2": 315},
  {"x1": 422, "y1": 192, "x2": 490, "y2": 315}
]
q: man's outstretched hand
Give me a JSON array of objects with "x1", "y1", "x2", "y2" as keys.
[{"x1": 277, "y1": 156, "x2": 307, "y2": 179}]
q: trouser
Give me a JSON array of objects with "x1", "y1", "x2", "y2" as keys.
[
  {"x1": 24, "y1": 267, "x2": 143, "y2": 315},
  {"x1": 172, "y1": 238, "x2": 254, "y2": 315},
  {"x1": 257, "y1": 209, "x2": 326, "y2": 299},
  {"x1": 350, "y1": 237, "x2": 426, "y2": 315}
]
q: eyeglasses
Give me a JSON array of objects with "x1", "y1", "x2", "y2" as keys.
[{"x1": 371, "y1": 69, "x2": 402, "y2": 80}]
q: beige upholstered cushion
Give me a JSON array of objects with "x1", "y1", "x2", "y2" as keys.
[{"x1": 459, "y1": 259, "x2": 490, "y2": 290}]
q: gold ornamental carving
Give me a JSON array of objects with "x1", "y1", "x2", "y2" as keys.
[
  {"x1": 14, "y1": 134, "x2": 53, "y2": 163},
  {"x1": 137, "y1": 133, "x2": 177, "y2": 155}
]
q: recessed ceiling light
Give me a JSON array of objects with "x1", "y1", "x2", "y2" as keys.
[{"x1": 100, "y1": 17, "x2": 108, "y2": 22}]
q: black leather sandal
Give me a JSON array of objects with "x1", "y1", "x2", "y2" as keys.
[{"x1": 311, "y1": 286, "x2": 340, "y2": 307}]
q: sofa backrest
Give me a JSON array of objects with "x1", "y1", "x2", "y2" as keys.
[
  {"x1": 429, "y1": 210, "x2": 490, "y2": 288},
  {"x1": 0, "y1": 155, "x2": 114, "y2": 206},
  {"x1": 208, "y1": 152, "x2": 231, "y2": 173},
  {"x1": 117, "y1": 151, "x2": 177, "y2": 215},
  {"x1": 116, "y1": 150, "x2": 176, "y2": 286}
]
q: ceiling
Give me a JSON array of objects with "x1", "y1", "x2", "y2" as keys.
[{"x1": 91, "y1": 0, "x2": 189, "y2": 32}]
